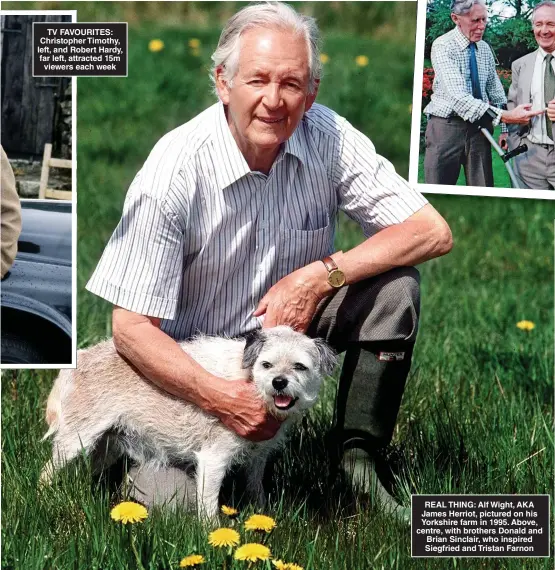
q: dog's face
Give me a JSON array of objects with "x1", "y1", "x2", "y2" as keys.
[{"x1": 242, "y1": 326, "x2": 336, "y2": 419}]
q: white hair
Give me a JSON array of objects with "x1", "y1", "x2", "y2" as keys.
[
  {"x1": 532, "y1": 0, "x2": 555, "y2": 19},
  {"x1": 210, "y1": 1, "x2": 322, "y2": 96},
  {"x1": 450, "y1": 0, "x2": 486, "y2": 15}
]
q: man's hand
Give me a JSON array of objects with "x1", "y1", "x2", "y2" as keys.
[
  {"x1": 502, "y1": 104, "x2": 544, "y2": 124},
  {"x1": 211, "y1": 378, "x2": 282, "y2": 441},
  {"x1": 498, "y1": 133, "x2": 508, "y2": 150},
  {"x1": 547, "y1": 99, "x2": 555, "y2": 122},
  {"x1": 253, "y1": 262, "x2": 333, "y2": 332}
]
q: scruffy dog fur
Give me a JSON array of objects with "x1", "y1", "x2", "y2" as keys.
[{"x1": 41, "y1": 326, "x2": 336, "y2": 518}]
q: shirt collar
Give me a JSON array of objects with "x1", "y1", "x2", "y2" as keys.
[
  {"x1": 538, "y1": 46, "x2": 554, "y2": 60},
  {"x1": 211, "y1": 101, "x2": 308, "y2": 190},
  {"x1": 283, "y1": 118, "x2": 309, "y2": 166},
  {"x1": 211, "y1": 102, "x2": 252, "y2": 191},
  {"x1": 453, "y1": 26, "x2": 483, "y2": 51},
  {"x1": 453, "y1": 26, "x2": 472, "y2": 50}
]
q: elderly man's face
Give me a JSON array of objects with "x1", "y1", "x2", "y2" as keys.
[
  {"x1": 533, "y1": 6, "x2": 555, "y2": 53},
  {"x1": 452, "y1": 4, "x2": 488, "y2": 43},
  {"x1": 216, "y1": 27, "x2": 317, "y2": 171}
]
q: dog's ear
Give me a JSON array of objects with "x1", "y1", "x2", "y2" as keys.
[
  {"x1": 242, "y1": 329, "x2": 266, "y2": 369},
  {"x1": 313, "y1": 338, "x2": 337, "y2": 376}
]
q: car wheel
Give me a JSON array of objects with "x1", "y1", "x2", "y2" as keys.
[{"x1": 1, "y1": 331, "x2": 48, "y2": 364}]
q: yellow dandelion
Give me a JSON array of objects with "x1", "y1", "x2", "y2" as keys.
[
  {"x1": 516, "y1": 320, "x2": 535, "y2": 331},
  {"x1": 191, "y1": 47, "x2": 201, "y2": 57},
  {"x1": 319, "y1": 53, "x2": 330, "y2": 64},
  {"x1": 244, "y1": 514, "x2": 277, "y2": 533},
  {"x1": 110, "y1": 501, "x2": 148, "y2": 524},
  {"x1": 288, "y1": 565, "x2": 304, "y2": 570},
  {"x1": 180, "y1": 554, "x2": 205, "y2": 567},
  {"x1": 188, "y1": 38, "x2": 201, "y2": 49},
  {"x1": 234, "y1": 543, "x2": 271, "y2": 562},
  {"x1": 221, "y1": 505, "x2": 239, "y2": 517},
  {"x1": 208, "y1": 527, "x2": 240, "y2": 548},
  {"x1": 355, "y1": 55, "x2": 369, "y2": 67},
  {"x1": 148, "y1": 39, "x2": 164, "y2": 53}
]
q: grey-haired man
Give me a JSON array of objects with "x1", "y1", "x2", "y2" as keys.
[
  {"x1": 508, "y1": 1, "x2": 555, "y2": 190},
  {"x1": 87, "y1": 2, "x2": 452, "y2": 513},
  {"x1": 424, "y1": 0, "x2": 543, "y2": 187}
]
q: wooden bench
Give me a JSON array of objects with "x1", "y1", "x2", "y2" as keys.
[{"x1": 39, "y1": 143, "x2": 72, "y2": 200}]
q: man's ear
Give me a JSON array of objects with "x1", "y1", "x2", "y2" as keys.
[
  {"x1": 215, "y1": 65, "x2": 231, "y2": 105},
  {"x1": 451, "y1": 13, "x2": 459, "y2": 26},
  {"x1": 304, "y1": 79, "x2": 320, "y2": 113},
  {"x1": 242, "y1": 329, "x2": 266, "y2": 369}
]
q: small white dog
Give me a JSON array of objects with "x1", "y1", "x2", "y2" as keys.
[{"x1": 41, "y1": 326, "x2": 336, "y2": 518}]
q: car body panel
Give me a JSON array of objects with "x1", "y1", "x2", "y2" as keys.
[{"x1": 1, "y1": 199, "x2": 73, "y2": 355}]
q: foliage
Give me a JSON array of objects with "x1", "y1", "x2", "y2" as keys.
[
  {"x1": 426, "y1": 0, "x2": 455, "y2": 55},
  {"x1": 487, "y1": 17, "x2": 539, "y2": 67},
  {"x1": 3, "y1": 1, "x2": 417, "y2": 41},
  {"x1": 425, "y1": 0, "x2": 538, "y2": 65}
]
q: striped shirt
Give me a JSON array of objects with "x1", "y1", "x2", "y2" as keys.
[
  {"x1": 425, "y1": 27, "x2": 508, "y2": 131},
  {"x1": 86, "y1": 102, "x2": 428, "y2": 340}
]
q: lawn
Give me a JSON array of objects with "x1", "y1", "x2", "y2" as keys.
[{"x1": 2, "y1": 7, "x2": 554, "y2": 570}]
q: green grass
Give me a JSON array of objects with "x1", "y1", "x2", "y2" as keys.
[
  {"x1": 2, "y1": 13, "x2": 554, "y2": 570},
  {"x1": 417, "y1": 126, "x2": 512, "y2": 188}
]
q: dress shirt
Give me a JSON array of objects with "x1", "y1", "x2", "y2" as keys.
[
  {"x1": 86, "y1": 102, "x2": 428, "y2": 340},
  {"x1": 425, "y1": 27, "x2": 508, "y2": 131},
  {"x1": 528, "y1": 47, "x2": 555, "y2": 145}
]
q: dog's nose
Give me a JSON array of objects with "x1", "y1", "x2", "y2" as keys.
[{"x1": 272, "y1": 376, "x2": 288, "y2": 391}]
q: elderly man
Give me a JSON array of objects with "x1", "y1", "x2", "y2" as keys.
[
  {"x1": 424, "y1": 0, "x2": 543, "y2": 187},
  {"x1": 507, "y1": 1, "x2": 555, "y2": 190},
  {"x1": 87, "y1": 2, "x2": 452, "y2": 511},
  {"x1": 1, "y1": 146, "x2": 21, "y2": 279}
]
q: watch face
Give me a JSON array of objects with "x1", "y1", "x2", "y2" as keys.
[{"x1": 328, "y1": 269, "x2": 346, "y2": 288}]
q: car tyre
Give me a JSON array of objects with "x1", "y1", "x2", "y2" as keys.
[{"x1": 1, "y1": 330, "x2": 48, "y2": 364}]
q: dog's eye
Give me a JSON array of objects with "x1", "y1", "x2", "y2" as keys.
[
  {"x1": 293, "y1": 363, "x2": 308, "y2": 371},
  {"x1": 261, "y1": 361, "x2": 273, "y2": 369}
]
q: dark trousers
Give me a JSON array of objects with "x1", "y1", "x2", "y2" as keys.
[
  {"x1": 424, "y1": 115, "x2": 494, "y2": 187},
  {"x1": 307, "y1": 266, "x2": 420, "y2": 454}
]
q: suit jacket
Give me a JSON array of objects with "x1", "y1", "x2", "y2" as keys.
[
  {"x1": 1, "y1": 146, "x2": 21, "y2": 278},
  {"x1": 507, "y1": 49, "x2": 555, "y2": 147}
]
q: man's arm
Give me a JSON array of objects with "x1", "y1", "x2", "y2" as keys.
[
  {"x1": 255, "y1": 204, "x2": 452, "y2": 331},
  {"x1": 506, "y1": 59, "x2": 520, "y2": 112},
  {"x1": 112, "y1": 307, "x2": 281, "y2": 441},
  {"x1": 431, "y1": 40, "x2": 490, "y2": 123},
  {"x1": 432, "y1": 41, "x2": 539, "y2": 127}
]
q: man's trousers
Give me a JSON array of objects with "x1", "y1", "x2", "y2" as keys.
[{"x1": 424, "y1": 115, "x2": 494, "y2": 187}]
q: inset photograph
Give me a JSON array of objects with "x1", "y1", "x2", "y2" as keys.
[
  {"x1": 414, "y1": 0, "x2": 555, "y2": 196},
  {"x1": 1, "y1": 12, "x2": 76, "y2": 366}
]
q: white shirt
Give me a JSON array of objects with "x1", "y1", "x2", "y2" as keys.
[
  {"x1": 86, "y1": 102, "x2": 428, "y2": 340},
  {"x1": 528, "y1": 47, "x2": 555, "y2": 145}
]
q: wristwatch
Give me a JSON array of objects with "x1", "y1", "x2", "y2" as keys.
[{"x1": 321, "y1": 256, "x2": 346, "y2": 288}]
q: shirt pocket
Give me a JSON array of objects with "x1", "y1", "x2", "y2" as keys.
[{"x1": 277, "y1": 213, "x2": 335, "y2": 279}]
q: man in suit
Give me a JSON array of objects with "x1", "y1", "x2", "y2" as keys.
[{"x1": 506, "y1": 1, "x2": 555, "y2": 190}]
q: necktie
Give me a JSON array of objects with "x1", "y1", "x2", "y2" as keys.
[
  {"x1": 469, "y1": 42, "x2": 483, "y2": 100},
  {"x1": 544, "y1": 54, "x2": 555, "y2": 137}
]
